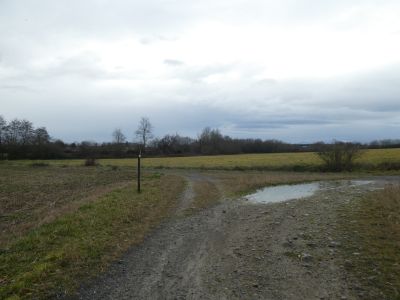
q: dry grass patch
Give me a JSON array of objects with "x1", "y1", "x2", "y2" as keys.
[
  {"x1": 338, "y1": 184, "x2": 400, "y2": 299},
  {"x1": 190, "y1": 180, "x2": 221, "y2": 211}
]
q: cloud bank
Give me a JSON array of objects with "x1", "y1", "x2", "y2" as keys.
[{"x1": 1, "y1": 0, "x2": 399, "y2": 142}]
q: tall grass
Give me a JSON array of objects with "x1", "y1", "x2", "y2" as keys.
[{"x1": 338, "y1": 184, "x2": 400, "y2": 298}]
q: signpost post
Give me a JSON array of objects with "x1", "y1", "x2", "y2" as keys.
[{"x1": 137, "y1": 150, "x2": 141, "y2": 193}]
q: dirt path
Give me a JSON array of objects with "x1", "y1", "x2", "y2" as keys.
[{"x1": 74, "y1": 174, "x2": 394, "y2": 300}]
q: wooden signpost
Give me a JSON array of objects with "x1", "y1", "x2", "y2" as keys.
[{"x1": 137, "y1": 150, "x2": 141, "y2": 193}]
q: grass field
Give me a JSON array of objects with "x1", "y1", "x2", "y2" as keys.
[
  {"x1": 1, "y1": 148, "x2": 400, "y2": 298},
  {"x1": 0, "y1": 162, "x2": 358, "y2": 299},
  {"x1": 0, "y1": 165, "x2": 134, "y2": 245},
  {"x1": 0, "y1": 164, "x2": 185, "y2": 299},
  {"x1": 5, "y1": 148, "x2": 400, "y2": 171}
]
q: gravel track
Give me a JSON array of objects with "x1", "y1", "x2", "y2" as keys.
[{"x1": 74, "y1": 174, "x2": 394, "y2": 300}]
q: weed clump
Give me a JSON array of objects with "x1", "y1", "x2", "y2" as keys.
[{"x1": 84, "y1": 158, "x2": 97, "y2": 166}]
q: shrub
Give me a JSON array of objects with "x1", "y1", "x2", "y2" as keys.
[
  {"x1": 318, "y1": 142, "x2": 362, "y2": 172},
  {"x1": 84, "y1": 158, "x2": 97, "y2": 166}
]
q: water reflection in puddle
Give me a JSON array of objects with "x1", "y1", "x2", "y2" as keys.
[{"x1": 245, "y1": 180, "x2": 376, "y2": 204}]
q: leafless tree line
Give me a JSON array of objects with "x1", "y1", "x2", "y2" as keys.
[
  {"x1": 0, "y1": 116, "x2": 50, "y2": 146},
  {"x1": 0, "y1": 116, "x2": 51, "y2": 159}
]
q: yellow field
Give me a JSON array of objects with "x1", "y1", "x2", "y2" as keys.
[
  {"x1": 4, "y1": 148, "x2": 400, "y2": 170},
  {"x1": 142, "y1": 152, "x2": 319, "y2": 169}
]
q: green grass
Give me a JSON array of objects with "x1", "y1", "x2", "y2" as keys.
[
  {"x1": 4, "y1": 148, "x2": 400, "y2": 171},
  {"x1": 0, "y1": 164, "x2": 135, "y2": 245},
  {"x1": 0, "y1": 171, "x2": 185, "y2": 299}
]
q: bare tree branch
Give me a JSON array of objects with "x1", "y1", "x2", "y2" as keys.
[{"x1": 135, "y1": 117, "x2": 153, "y2": 151}]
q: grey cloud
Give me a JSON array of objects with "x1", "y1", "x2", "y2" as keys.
[
  {"x1": 140, "y1": 35, "x2": 179, "y2": 45},
  {"x1": 168, "y1": 63, "x2": 244, "y2": 84},
  {"x1": 167, "y1": 63, "x2": 400, "y2": 138},
  {"x1": 1, "y1": 0, "x2": 400, "y2": 143},
  {"x1": 0, "y1": 84, "x2": 36, "y2": 92},
  {"x1": 41, "y1": 55, "x2": 106, "y2": 79},
  {"x1": 2, "y1": 53, "x2": 123, "y2": 82},
  {"x1": 1, "y1": 0, "x2": 398, "y2": 44},
  {"x1": 164, "y1": 59, "x2": 185, "y2": 66},
  {"x1": 0, "y1": 0, "x2": 198, "y2": 40},
  {"x1": 229, "y1": 118, "x2": 334, "y2": 130}
]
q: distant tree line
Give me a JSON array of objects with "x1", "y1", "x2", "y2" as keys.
[
  {"x1": 151, "y1": 127, "x2": 297, "y2": 155},
  {"x1": 0, "y1": 115, "x2": 399, "y2": 160},
  {"x1": 368, "y1": 139, "x2": 400, "y2": 149}
]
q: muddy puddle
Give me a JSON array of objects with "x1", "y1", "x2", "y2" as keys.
[{"x1": 245, "y1": 180, "x2": 378, "y2": 204}]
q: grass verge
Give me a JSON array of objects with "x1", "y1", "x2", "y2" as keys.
[
  {"x1": 0, "y1": 174, "x2": 185, "y2": 299},
  {"x1": 337, "y1": 184, "x2": 400, "y2": 299}
]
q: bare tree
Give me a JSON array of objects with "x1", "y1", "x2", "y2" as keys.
[
  {"x1": 0, "y1": 115, "x2": 6, "y2": 146},
  {"x1": 19, "y1": 119, "x2": 34, "y2": 145},
  {"x1": 0, "y1": 116, "x2": 6, "y2": 158},
  {"x1": 135, "y1": 117, "x2": 153, "y2": 151},
  {"x1": 34, "y1": 127, "x2": 50, "y2": 145},
  {"x1": 112, "y1": 128, "x2": 126, "y2": 144},
  {"x1": 6, "y1": 119, "x2": 22, "y2": 144},
  {"x1": 198, "y1": 127, "x2": 224, "y2": 154}
]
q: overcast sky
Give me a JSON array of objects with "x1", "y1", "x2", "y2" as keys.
[{"x1": 1, "y1": 0, "x2": 400, "y2": 143}]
